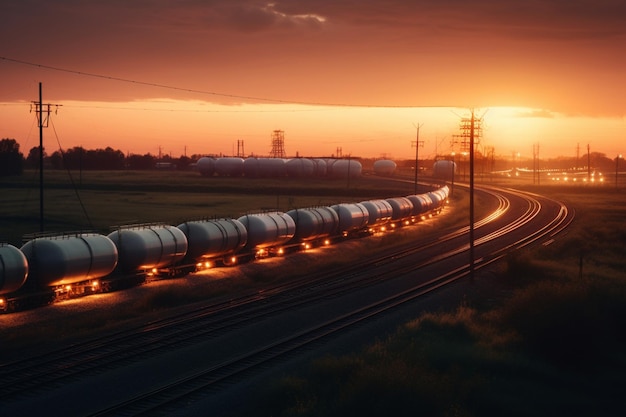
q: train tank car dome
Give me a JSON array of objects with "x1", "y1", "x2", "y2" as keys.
[
  {"x1": 20, "y1": 234, "x2": 118, "y2": 287},
  {"x1": 331, "y1": 203, "x2": 370, "y2": 233},
  {"x1": 177, "y1": 219, "x2": 248, "y2": 260},
  {"x1": 286, "y1": 207, "x2": 339, "y2": 241},
  {"x1": 237, "y1": 212, "x2": 296, "y2": 249},
  {"x1": 373, "y1": 159, "x2": 397, "y2": 176},
  {"x1": 359, "y1": 199, "x2": 393, "y2": 226},
  {"x1": 0, "y1": 243, "x2": 29, "y2": 294},
  {"x1": 108, "y1": 225, "x2": 188, "y2": 272}
]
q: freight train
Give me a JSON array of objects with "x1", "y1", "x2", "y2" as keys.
[{"x1": 0, "y1": 185, "x2": 449, "y2": 313}]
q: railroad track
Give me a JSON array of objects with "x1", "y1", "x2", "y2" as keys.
[{"x1": 0, "y1": 186, "x2": 573, "y2": 416}]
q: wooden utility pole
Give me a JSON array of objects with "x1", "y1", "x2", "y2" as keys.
[{"x1": 412, "y1": 123, "x2": 424, "y2": 195}]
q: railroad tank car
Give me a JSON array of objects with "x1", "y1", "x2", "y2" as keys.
[
  {"x1": 331, "y1": 203, "x2": 370, "y2": 233},
  {"x1": 237, "y1": 212, "x2": 296, "y2": 249},
  {"x1": 373, "y1": 159, "x2": 397, "y2": 176},
  {"x1": 196, "y1": 157, "x2": 216, "y2": 177},
  {"x1": 286, "y1": 207, "x2": 339, "y2": 241},
  {"x1": 406, "y1": 194, "x2": 433, "y2": 216},
  {"x1": 427, "y1": 188, "x2": 447, "y2": 209},
  {"x1": 285, "y1": 158, "x2": 315, "y2": 177},
  {"x1": 385, "y1": 197, "x2": 414, "y2": 221},
  {"x1": 20, "y1": 234, "x2": 118, "y2": 287},
  {"x1": 214, "y1": 157, "x2": 245, "y2": 176},
  {"x1": 0, "y1": 243, "x2": 29, "y2": 294},
  {"x1": 359, "y1": 199, "x2": 393, "y2": 227},
  {"x1": 177, "y1": 219, "x2": 248, "y2": 260},
  {"x1": 107, "y1": 225, "x2": 188, "y2": 272}
]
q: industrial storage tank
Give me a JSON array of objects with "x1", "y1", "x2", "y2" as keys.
[
  {"x1": 177, "y1": 219, "x2": 248, "y2": 260},
  {"x1": 385, "y1": 197, "x2": 414, "y2": 221},
  {"x1": 214, "y1": 157, "x2": 245, "y2": 176},
  {"x1": 243, "y1": 158, "x2": 286, "y2": 177},
  {"x1": 373, "y1": 159, "x2": 397, "y2": 176},
  {"x1": 328, "y1": 159, "x2": 362, "y2": 179},
  {"x1": 433, "y1": 160, "x2": 456, "y2": 180},
  {"x1": 406, "y1": 194, "x2": 433, "y2": 216},
  {"x1": 331, "y1": 203, "x2": 370, "y2": 233},
  {"x1": 196, "y1": 157, "x2": 216, "y2": 176},
  {"x1": 108, "y1": 225, "x2": 188, "y2": 271},
  {"x1": 286, "y1": 158, "x2": 315, "y2": 177},
  {"x1": 312, "y1": 159, "x2": 328, "y2": 176},
  {"x1": 237, "y1": 212, "x2": 296, "y2": 249},
  {"x1": 286, "y1": 207, "x2": 339, "y2": 241},
  {"x1": 0, "y1": 243, "x2": 29, "y2": 294},
  {"x1": 20, "y1": 234, "x2": 118, "y2": 287},
  {"x1": 360, "y1": 199, "x2": 393, "y2": 226}
]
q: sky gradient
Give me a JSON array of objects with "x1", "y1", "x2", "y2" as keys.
[{"x1": 1, "y1": 0, "x2": 624, "y2": 160}]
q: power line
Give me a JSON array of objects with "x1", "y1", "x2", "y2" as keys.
[{"x1": 1, "y1": 56, "x2": 460, "y2": 109}]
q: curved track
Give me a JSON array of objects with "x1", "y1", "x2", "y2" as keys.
[{"x1": 0, "y1": 185, "x2": 573, "y2": 416}]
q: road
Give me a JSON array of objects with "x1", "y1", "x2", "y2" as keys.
[{"x1": 0, "y1": 184, "x2": 572, "y2": 417}]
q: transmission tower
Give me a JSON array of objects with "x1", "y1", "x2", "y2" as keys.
[{"x1": 269, "y1": 130, "x2": 286, "y2": 158}]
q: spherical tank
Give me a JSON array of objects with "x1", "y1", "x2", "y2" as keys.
[
  {"x1": 286, "y1": 158, "x2": 315, "y2": 177},
  {"x1": 329, "y1": 159, "x2": 362, "y2": 179},
  {"x1": 360, "y1": 199, "x2": 393, "y2": 226},
  {"x1": 331, "y1": 203, "x2": 370, "y2": 233},
  {"x1": 20, "y1": 234, "x2": 118, "y2": 287},
  {"x1": 406, "y1": 194, "x2": 433, "y2": 216},
  {"x1": 108, "y1": 225, "x2": 188, "y2": 271},
  {"x1": 373, "y1": 159, "x2": 397, "y2": 176},
  {"x1": 214, "y1": 157, "x2": 244, "y2": 176},
  {"x1": 433, "y1": 160, "x2": 456, "y2": 180},
  {"x1": 177, "y1": 219, "x2": 248, "y2": 260},
  {"x1": 385, "y1": 197, "x2": 414, "y2": 221},
  {"x1": 196, "y1": 157, "x2": 216, "y2": 176},
  {"x1": 286, "y1": 207, "x2": 339, "y2": 241},
  {"x1": 0, "y1": 243, "x2": 29, "y2": 294},
  {"x1": 312, "y1": 159, "x2": 328, "y2": 176},
  {"x1": 237, "y1": 212, "x2": 296, "y2": 249}
]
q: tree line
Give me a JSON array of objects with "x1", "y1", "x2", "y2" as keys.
[{"x1": 0, "y1": 138, "x2": 197, "y2": 176}]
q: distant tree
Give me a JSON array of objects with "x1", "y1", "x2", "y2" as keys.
[
  {"x1": 0, "y1": 138, "x2": 24, "y2": 176},
  {"x1": 177, "y1": 155, "x2": 192, "y2": 170},
  {"x1": 127, "y1": 153, "x2": 156, "y2": 170},
  {"x1": 25, "y1": 146, "x2": 47, "y2": 169}
]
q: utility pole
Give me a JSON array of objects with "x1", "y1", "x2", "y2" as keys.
[
  {"x1": 31, "y1": 82, "x2": 61, "y2": 233},
  {"x1": 469, "y1": 109, "x2": 476, "y2": 281},
  {"x1": 412, "y1": 123, "x2": 424, "y2": 194}
]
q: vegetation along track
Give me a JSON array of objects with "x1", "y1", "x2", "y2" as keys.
[{"x1": 0, "y1": 185, "x2": 573, "y2": 416}]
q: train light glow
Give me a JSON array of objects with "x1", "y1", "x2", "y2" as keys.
[{"x1": 324, "y1": 239, "x2": 330, "y2": 245}]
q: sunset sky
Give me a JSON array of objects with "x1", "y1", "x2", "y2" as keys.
[{"x1": 1, "y1": 0, "x2": 624, "y2": 160}]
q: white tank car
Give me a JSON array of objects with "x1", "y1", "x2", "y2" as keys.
[
  {"x1": 237, "y1": 212, "x2": 296, "y2": 249},
  {"x1": 177, "y1": 219, "x2": 248, "y2": 260},
  {"x1": 385, "y1": 197, "x2": 414, "y2": 221},
  {"x1": 286, "y1": 207, "x2": 339, "y2": 241},
  {"x1": 406, "y1": 194, "x2": 433, "y2": 216},
  {"x1": 0, "y1": 243, "x2": 29, "y2": 294},
  {"x1": 359, "y1": 199, "x2": 394, "y2": 226},
  {"x1": 108, "y1": 225, "x2": 188, "y2": 271},
  {"x1": 331, "y1": 203, "x2": 370, "y2": 233},
  {"x1": 20, "y1": 234, "x2": 118, "y2": 287}
]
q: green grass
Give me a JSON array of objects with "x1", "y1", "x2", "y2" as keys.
[{"x1": 243, "y1": 186, "x2": 626, "y2": 417}]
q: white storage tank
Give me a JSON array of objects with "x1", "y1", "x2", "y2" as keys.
[
  {"x1": 373, "y1": 159, "x2": 397, "y2": 176},
  {"x1": 214, "y1": 157, "x2": 245, "y2": 176},
  {"x1": 20, "y1": 234, "x2": 118, "y2": 287},
  {"x1": 286, "y1": 207, "x2": 339, "y2": 241},
  {"x1": 237, "y1": 212, "x2": 296, "y2": 249},
  {"x1": 385, "y1": 197, "x2": 414, "y2": 221},
  {"x1": 0, "y1": 243, "x2": 29, "y2": 294},
  {"x1": 406, "y1": 194, "x2": 433, "y2": 216},
  {"x1": 244, "y1": 158, "x2": 286, "y2": 177},
  {"x1": 177, "y1": 219, "x2": 248, "y2": 260},
  {"x1": 108, "y1": 225, "x2": 188, "y2": 271},
  {"x1": 433, "y1": 160, "x2": 456, "y2": 180},
  {"x1": 286, "y1": 158, "x2": 315, "y2": 177},
  {"x1": 312, "y1": 159, "x2": 328, "y2": 176},
  {"x1": 197, "y1": 157, "x2": 216, "y2": 176},
  {"x1": 331, "y1": 203, "x2": 370, "y2": 233},
  {"x1": 360, "y1": 199, "x2": 393, "y2": 226},
  {"x1": 329, "y1": 159, "x2": 362, "y2": 179}
]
